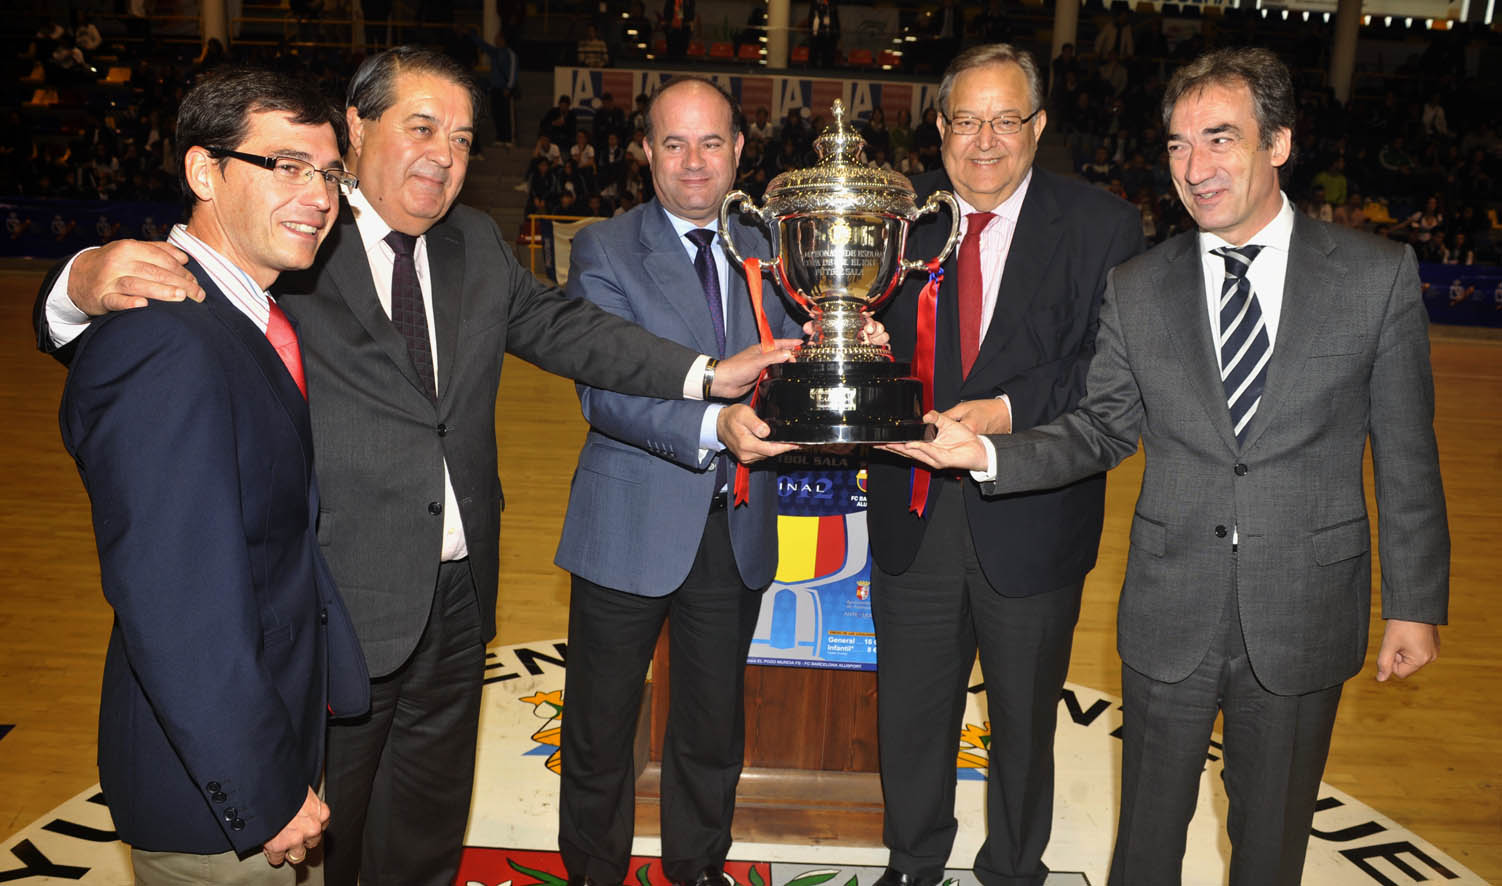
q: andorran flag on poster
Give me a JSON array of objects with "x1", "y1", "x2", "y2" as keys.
[{"x1": 749, "y1": 452, "x2": 875, "y2": 670}]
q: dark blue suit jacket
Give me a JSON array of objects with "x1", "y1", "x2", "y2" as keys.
[{"x1": 58, "y1": 261, "x2": 369, "y2": 855}]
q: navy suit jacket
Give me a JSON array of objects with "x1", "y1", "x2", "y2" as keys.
[
  {"x1": 59, "y1": 263, "x2": 369, "y2": 854},
  {"x1": 555, "y1": 200, "x2": 804, "y2": 594}
]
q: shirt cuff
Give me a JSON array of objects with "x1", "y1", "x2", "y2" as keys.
[
  {"x1": 697, "y1": 402, "x2": 726, "y2": 461},
  {"x1": 683, "y1": 353, "x2": 711, "y2": 401},
  {"x1": 970, "y1": 435, "x2": 999, "y2": 484},
  {"x1": 45, "y1": 249, "x2": 97, "y2": 347}
]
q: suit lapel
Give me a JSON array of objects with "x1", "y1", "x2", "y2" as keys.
[
  {"x1": 1238, "y1": 215, "x2": 1334, "y2": 451},
  {"x1": 426, "y1": 220, "x2": 464, "y2": 400},
  {"x1": 965, "y1": 169, "x2": 1064, "y2": 387},
  {"x1": 321, "y1": 210, "x2": 432, "y2": 400},
  {"x1": 191, "y1": 261, "x2": 313, "y2": 452},
  {"x1": 1153, "y1": 233, "x2": 1242, "y2": 453},
  {"x1": 642, "y1": 201, "x2": 722, "y2": 356}
]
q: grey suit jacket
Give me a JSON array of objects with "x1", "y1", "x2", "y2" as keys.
[
  {"x1": 981, "y1": 215, "x2": 1449, "y2": 695},
  {"x1": 275, "y1": 202, "x2": 702, "y2": 675},
  {"x1": 554, "y1": 200, "x2": 804, "y2": 595}
]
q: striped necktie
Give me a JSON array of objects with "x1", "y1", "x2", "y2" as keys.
[{"x1": 1211, "y1": 244, "x2": 1268, "y2": 443}]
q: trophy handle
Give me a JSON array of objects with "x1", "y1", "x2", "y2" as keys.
[
  {"x1": 718, "y1": 190, "x2": 776, "y2": 273},
  {"x1": 901, "y1": 191, "x2": 963, "y2": 272}
]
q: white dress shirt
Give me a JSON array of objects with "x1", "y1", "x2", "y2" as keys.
[
  {"x1": 944, "y1": 173, "x2": 1029, "y2": 477},
  {"x1": 46, "y1": 227, "x2": 282, "y2": 339},
  {"x1": 345, "y1": 188, "x2": 470, "y2": 562},
  {"x1": 1197, "y1": 193, "x2": 1295, "y2": 351},
  {"x1": 954, "y1": 169, "x2": 1031, "y2": 347},
  {"x1": 658, "y1": 207, "x2": 735, "y2": 457}
]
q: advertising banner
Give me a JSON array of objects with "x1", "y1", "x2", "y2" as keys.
[
  {"x1": 554, "y1": 67, "x2": 942, "y2": 129},
  {"x1": 750, "y1": 452, "x2": 876, "y2": 670}
]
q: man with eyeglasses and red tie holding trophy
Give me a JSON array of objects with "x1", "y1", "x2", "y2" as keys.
[{"x1": 862, "y1": 44, "x2": 1144, "y2": 886}]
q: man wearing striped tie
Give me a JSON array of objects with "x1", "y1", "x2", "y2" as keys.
[{"x1": 888, "y1": 48, "x2": 1449, "y2": 885}]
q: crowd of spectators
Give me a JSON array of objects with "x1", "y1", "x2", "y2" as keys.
[
  {"x1": 8, "y1": 19, "x2": 352, "y2": 205},
  {"x1": 10, "y1": 2, "x2": 1502, "y2": 271}
]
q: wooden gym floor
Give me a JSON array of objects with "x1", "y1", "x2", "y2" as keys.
[{"x1": 0, "y1": 266, "x2": 1496, "y2": 879}]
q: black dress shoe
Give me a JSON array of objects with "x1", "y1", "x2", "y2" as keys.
[
  {"x1": 873, "y1": 867, "x2": 940, "y2": 886},
  {"x1": 674, "y1": 866, "x2": 731, "y2": 886}
]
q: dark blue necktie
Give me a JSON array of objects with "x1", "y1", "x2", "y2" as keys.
[
  {"x1": 385, "y1": 230, "x2": 437, "y2": 401},
  {"x1": 686, "y1": 227, "x2": 726, "y2": 357},
  {"x1": 1212, "y1": 244, "x2": 1268, "y2": 443},
  {"x1": 687, "y1": 226, "x2": 732, "y2": 492}
]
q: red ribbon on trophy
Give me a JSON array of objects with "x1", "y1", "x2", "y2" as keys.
[
  {"x1": 907, "y1": 259, "x2": 945, "y2": 516},
  {"x1": 733, "y1": 256, "x2": 775, "y2": 507}
]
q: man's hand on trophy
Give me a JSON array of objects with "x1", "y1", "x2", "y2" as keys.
[
  {"x1": 879, "y1": 411, "x2": 989, "y2": 472},
  {"x1": 942, "y1": 397, "x2": 1012, "y2": 435},
  {"x1": 709, "y1": 339, "x2": 802, "y2": 399},
  {"x1": 717, "y1": 403, "x2": 799, "y2": 464},
  {"x1": 69, "y1": 240, "x2": 206, "y2": 315}
]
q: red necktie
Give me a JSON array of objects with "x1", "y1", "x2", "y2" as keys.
[
  {"x1": 266, "y1": 299, "x2": 307, "y2": 399},
  {"x1": 958, "y1": 211, "x2": 993, "y2": 379}
]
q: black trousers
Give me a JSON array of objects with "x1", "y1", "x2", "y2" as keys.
[
  {"x1": 558, "y1": 509, "x2": 762, "y2": 885},
  {"x1": 1108, "y1": 576, "x2": 1343, "y2": 886},
  {"x1": 322, "y1": 560, "x2": 485, "y2": 886},
  {"x1": 871, "y1": 481, "x2": 1083, "y2": 886}
]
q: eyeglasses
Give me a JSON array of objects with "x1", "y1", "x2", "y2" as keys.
[
  {"x1": 207, "y1": 147, "x2": 359, "y2": 196},
  {"x1": 942, "y1": 109, "x2": 1043, "y2": 136}
]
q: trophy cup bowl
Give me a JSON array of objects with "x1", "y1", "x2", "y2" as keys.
[{"x1": 719, "y1": 100, "x2": 960, "y2": 443}]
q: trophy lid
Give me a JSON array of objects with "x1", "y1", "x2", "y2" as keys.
[{"x1": 763, "y1": 100, "x2": 921, "y2": 218}]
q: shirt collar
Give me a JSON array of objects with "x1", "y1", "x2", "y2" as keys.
[
  {"x1": 1198, "y1": 192, "x2": 1295, "y2": 258},
  {"x1": 953, "y1": 167, "x2": 1033, "y2": 227},
  {"x1": 347, "y1": 187, "x2": 414, "y2": 254},
  {"x1": 662, "y1": 204, "x2": 718, "y2": 241},
  {"x1": 167, "y1": 223, "x2": 270, "y2": 306}
]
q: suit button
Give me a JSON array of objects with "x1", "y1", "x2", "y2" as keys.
[
  {"x1": 231, "y1": 818, "x2": 246, "y2": 831},
  {"x1": 211, "y1": 791, "x2": 227, "y2": 803},
  {"x1": 1215, "y1": 525, "x2": 1228, "y2": 538},
  {"x1": 320, "y1": 608, "x2": 328, "y2": 625},
  {"x1": 206, "y1": 781, "x2": 221, "y2": 793},
  {"x1": 1234, "y1": 463, "x2": 1248, "y2": 476},
  {"x1": 223, "y1": 807, "x2": 236, "y2": 821},
  {"x1": 428, "y1": 501, "x2": 442, "y2": 516},
  {"x1": 436, "y1": 423, "x2": 448, "y2": 437}
]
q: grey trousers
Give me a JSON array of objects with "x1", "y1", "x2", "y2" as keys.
[
  {"x1": 1109, "y1": 584, "x2": 1343, "y2": 886},
  {"x1": 132, "y1": 846, "x2": 319, "y2": 885}
]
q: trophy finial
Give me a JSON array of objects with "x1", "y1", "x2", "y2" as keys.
[{"x1": 814, "y1": 99, "x2": 864, "y2": 164}]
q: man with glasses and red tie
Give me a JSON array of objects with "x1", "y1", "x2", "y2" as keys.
[
  {"x1": 862, "y1": 44, "x2": 1143, "y2": 886},
  {"x1": 48, "y1": 67, "x2": 370, "y2": 884}
]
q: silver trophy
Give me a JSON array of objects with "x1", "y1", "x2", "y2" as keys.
[{"x1": 720, "y1": 100, "x2": 960, "y2": 442}]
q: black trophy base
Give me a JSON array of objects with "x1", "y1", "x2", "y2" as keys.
[{"x1": 756, "y1": 360, "x2": 926, "y2": 443}]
